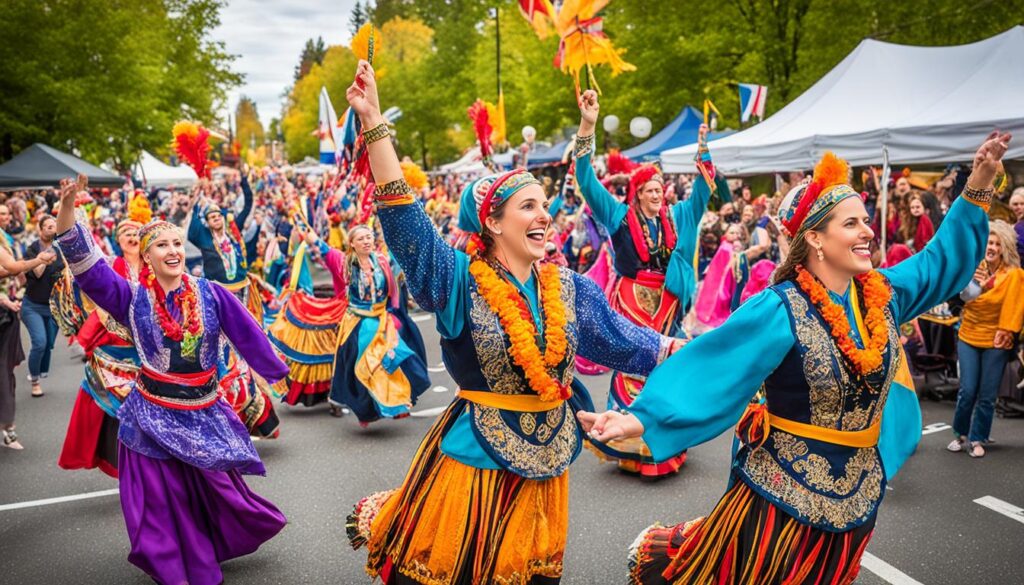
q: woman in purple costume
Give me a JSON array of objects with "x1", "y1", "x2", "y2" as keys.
[{"x1": 55, "y1": 175, "x2": 288, "y2": 585}]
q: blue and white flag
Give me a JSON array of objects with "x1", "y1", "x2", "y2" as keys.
[
  {"x1": 318, "y1": 86, "x2": 342, "y2": 164},
  {"x1": 738, "y1": 83, "x2": 768, "y2": 123}
]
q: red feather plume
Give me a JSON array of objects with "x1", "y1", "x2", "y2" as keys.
[
  {"x1": 467, "y1": 100, "x2": 493, "y2": 159},
  {"x1": 172, "y1": 121, "x2": 214, "y2": 179},
  {"x1": 606, "y1": 149, "x2": 638, "y2": 176}
]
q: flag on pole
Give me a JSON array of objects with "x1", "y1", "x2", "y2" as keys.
[
  {"x1": 738, "y1": 83, "x2": 768, "y2": 123},
  {"x1": 318, "y1": 86, "x2": 342, "y2": 165},
  {"x1": 703, "y1": 98, "x2": 721, "y2": 131},
  {"x1": 488, "y1": 91, "x2": 507, "y2": 146}
]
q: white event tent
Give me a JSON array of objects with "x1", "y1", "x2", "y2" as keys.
[
  {"x1": 661, "y1": 26, "x2": 1024, "y2": 175},
  {"x1": 133, "y1": 151, "x2": 198, "y2": 188}
]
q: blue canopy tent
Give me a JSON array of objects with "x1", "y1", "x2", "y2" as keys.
[
  {"x1": 526, "y1": 139, "x2": 571, "y2": 168},
  {"x1": 622, "y1": 106, "x2": 731, "y2": 163}
]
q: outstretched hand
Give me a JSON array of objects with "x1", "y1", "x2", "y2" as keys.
[
  {"x1": 967, "y1": 131, "x2": 1012, "y2": 190},
  {"x1": 347, "y1": 60, "x2": 382, "y2": 123},
  {"x1": 58, "y1": 173, "x2": 88, "y2": 205},
  {"x1": 576, "y1": 410, "x2": 644, "y2": 443}
]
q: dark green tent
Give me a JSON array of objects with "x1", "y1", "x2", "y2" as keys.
[{"x1": 0, "y1": 143, "x2": 124, "y2": 189}]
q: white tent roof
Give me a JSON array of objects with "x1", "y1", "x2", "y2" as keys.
[
  {"x1": 133, "y1": 151, "x2": 198, "y2": 188},
  {"x1": 661, "y1": 26, "x2": 1024, "y2": 175}
]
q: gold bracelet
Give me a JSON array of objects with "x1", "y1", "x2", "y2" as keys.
[
  {"x1": 362, "y1": 123, "x2": 390, "y2": 146},
  {"x1": 374, "y1": 179, "x2": 415, "y2": 207},
  {"x1": 574, "y1": 133, "x2": 595, "y2": 159},
  {"x1": 961, "y1": 185, "x2": 994, "y2": 210}
]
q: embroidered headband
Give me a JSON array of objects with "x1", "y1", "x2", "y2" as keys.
[
  {"x1": 457, "y1": 169, "x2": 540, "y2": 233},
  {"x1": 777, "y1": 152, "x2": 859, "y2": 237},
  {"x1": 116, "y1": 219, "x2": 143, "y2": 238},
  {"x1": 138, "y1": 220, "x2": 180, "y2": 252}
]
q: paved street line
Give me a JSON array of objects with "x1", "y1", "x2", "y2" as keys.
[
  {"x1": 411, "y1": 406, "x2": 447, "y2": 417},
  {"x1": 412, "y1": 313, "x2": 433, "y2": 323},
  {"x1": 430, "y1": 385, "x2": 450, "y2": 393},
  {"x1": 0, "y1": 489, "x2": 119, "y2": 512},
  {"x1": 922, "y1": 423, "x2": 951, "y2": 436},
  {"x1": 974, "y1": 496, "x2": 1024, "y2": 526},
  {"x1": 860, "y1": 553, "x2": 926, "y2": 585},
  {"x1": 427, "y1": 366, "x2": 446, "y2": 373}
]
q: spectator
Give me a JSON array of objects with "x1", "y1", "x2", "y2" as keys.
[
  {"x1": 22, "y1": 214, "x2": 64, "y2": 397},
  {"x1": 949, "y1": 220, "x2": 1024, "y2": 458},
  {"x1": 1009, "y1": 187, "x2": 1024, "y2": 260}
]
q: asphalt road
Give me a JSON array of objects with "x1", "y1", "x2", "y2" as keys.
[{"x1": 2, "y1": 313, "x2": 1023, "y2": 584}]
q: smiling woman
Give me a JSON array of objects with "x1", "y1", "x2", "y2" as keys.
[
  {"x1": 54, "y1": 174, "x2": 291, "y2": 585},
  {"x1": 342, "y1": 60, "x2": 682, "y2": 585}
]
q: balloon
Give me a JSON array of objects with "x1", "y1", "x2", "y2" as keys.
[
  {"x1": 522, "y1": 125, "x2": 537, "y2": 142},
  {"x1": 629, "y1": 117, "x2": 652, "y2": 138},
  {"x1": 603, "y1": 115, "x2": 620, "y2": 133}
]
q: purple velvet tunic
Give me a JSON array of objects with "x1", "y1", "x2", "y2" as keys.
[{"x1": 57, "y1": 223, "x2": 289, "y2": 474}]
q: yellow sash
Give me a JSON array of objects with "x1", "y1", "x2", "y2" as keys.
[
  {"x1": 458, "y1": 389, "x2": 564, "y2": 412},
  {"x1": 769, "y1": 414, "x2": 881, "y2": 448}
]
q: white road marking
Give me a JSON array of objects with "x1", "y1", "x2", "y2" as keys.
[
  {"x1": 860, "y1": 552, "x2": 926, "y2": 585},
  {"x1": 430, "y1": 385, "x2": 449, "y2": 393},
  {"x1": 427, "y1": 366, "x2": 447, "y2": 373},
  {"x1": 411, "y1": 313, "x2": 433, "y2": 323},
  {"x1": 974, "y1": 496, "x2": 1024, "y2": 526},
  {"x1": 0, "y1": 489, "x2": 120, "y2": 512},
  {"x1": 922, "y1": 423, "x2": 952, "y2": 436},
  {"x1": 410, "y1": 406, "x2": 447, "y2": 417}
]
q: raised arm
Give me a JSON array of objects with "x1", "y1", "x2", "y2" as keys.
[
  {"x1": 880, "y1": 132, "x2": 1011, "y2": 323},
  {"x1": 54, "y1": 176, "x2": 132, "y2": 324},
  {"x1": 580, "y1": 290, "x2": 792, "y2": 460},
  {"x1": 346, "y1": 60, "x2": 458, "y2": 312},
  {"x1": 574, "y1": 89, "x2": 628, "y2": 230},
  {"x1": 235, "y1": 174, "x2": 254, "y2": 229},
  {"x1": 211, "y1": 283, "x2": 289, "y2": 383}
]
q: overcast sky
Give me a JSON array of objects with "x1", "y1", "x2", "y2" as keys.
[{"x1": 212, "y1": 0, "x2": 358, "y2": 129}]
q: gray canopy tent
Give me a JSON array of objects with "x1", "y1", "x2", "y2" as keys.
[{"x1": 0, "y1": 143, "x2": 124, "y2": 190}]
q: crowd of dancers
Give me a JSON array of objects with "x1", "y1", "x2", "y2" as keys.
[{"x1": 1, "y1": 57, "x2": 1013, "y2": 585}]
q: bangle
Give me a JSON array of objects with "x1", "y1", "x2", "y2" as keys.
[
  {"x1": 374, "y1": 179, "x2": 415, "y2": 207},
  {"x1": 362, "y1": 123, "x2": 390, "y2": 146},
  {"x1": 574, "y1": 133, "x2": 595, "y2": 159},
  {"x1": 961, "y1": 185, "x2": 994, "y2": 210}
]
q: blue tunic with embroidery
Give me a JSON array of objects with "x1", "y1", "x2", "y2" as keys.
[
  {"x1": 187, "y1": 176, "x2": 256, "y2": 285},
  {"x1": 629, "y1": 195, "x2": 988, "y2": 531},
  {"x1": 575, "y1": 148, "x2": 730, "y2": 315},
  {"x1": 377, "y1": 199, "x2": 673, "y2": 480}
]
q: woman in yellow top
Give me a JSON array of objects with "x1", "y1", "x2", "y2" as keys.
[{"x1": 949, "y1": 219, "x2": 1024, "y2": 458}]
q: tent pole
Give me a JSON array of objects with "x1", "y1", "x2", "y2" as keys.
[{"x1": 879, "y1": 145, "x2": 890, "y2": 259}]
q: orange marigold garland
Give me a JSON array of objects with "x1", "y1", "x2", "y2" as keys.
[
  {"x1": 469, "y1": 259, "x2": 569, "y2": 402},
  {"x1": 795, "y1": 266, "x2": 891, "y2": 378}
]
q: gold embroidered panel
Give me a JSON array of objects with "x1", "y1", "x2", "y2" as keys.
[
  {"x1": 472, "y1": 402, "x2": 579, "y2": 479},
  {"x1": 740, "y1": 431, "x2": 883, "y2": 530},
  {"x1": 782, "y1": 286, "x2": 900, "y2": 431}
]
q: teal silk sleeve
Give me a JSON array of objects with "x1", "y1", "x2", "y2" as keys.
[
  {"x1": 879, "y1": 196, "x2": 989, "y2": 324},
  {"x1": 629, "y1": 291, "x2": 794, "y2": 462},
  {"x1": 575, "y1": 150, "x2": 628, "y2": 230},
  {"x1": 665, "y1": 174, "x2": 727, "y2": 308}
]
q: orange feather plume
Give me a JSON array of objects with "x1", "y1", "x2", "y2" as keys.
[
  {"x1": 128, "y1": 192, "x2": 152, "y2": 224},
  {"x1": 172, "y1": 121, "x2": 213, "y2": 179},
  {"x1": 812, "y1": 151, "x2": 850, "y2": 191}
]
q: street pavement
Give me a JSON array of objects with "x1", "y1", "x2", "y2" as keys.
[{"x1": 2, "y1": 312, "x2": 1023, "y2": 584}]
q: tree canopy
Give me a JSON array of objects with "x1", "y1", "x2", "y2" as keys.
[
  {"x1": 278, "y1": 0, "x2": 1023, "y2": 166},
  {"x1": 0, "y1": 0, "x2": 241, "y2": 170}
]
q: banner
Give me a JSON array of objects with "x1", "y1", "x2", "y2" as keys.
[{"x1": 738, "y1": 83, "x2": 768, "y2": 123}]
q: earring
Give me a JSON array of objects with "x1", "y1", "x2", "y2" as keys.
[
  {"x1": 493, "y1": 230, "x2": 502, "y2": 235},
  {"x1": 815, "y1": 246, "x2": 824, "y2": 262}
]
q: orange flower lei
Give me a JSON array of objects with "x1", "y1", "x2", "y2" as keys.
[
  {"x1": 469, "y1": 259, "x2": 570, "y2": 402},
  {"x1": 795, "y1": 265, "x2": 891, "y2": 378}
]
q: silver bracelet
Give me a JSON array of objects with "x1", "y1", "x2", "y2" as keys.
[{"x1": 574, "y1": 133, "x2": 596, "y2": 159}]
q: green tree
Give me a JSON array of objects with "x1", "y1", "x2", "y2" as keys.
[
  {"x1": 235, "y1": 96, "x2": 265, "y2": 156},
  {"x1": 349, "y1": 1, "x2": 369, "y2": 36},
  {"x1": 294, "y1": 37, "x2": 327, "y2": 82},
  {"x1": 0, "y1": 0, "x2": 241, "y2": 170}
]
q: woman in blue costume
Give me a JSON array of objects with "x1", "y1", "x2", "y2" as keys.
[
  {"x1": 574, "y1": 89, "x2": 728, "y2": 477},
  {"x1": 343, "y1": 61, "x2": 682, "y2": 585},
  {"x1": 299, "y1": 224, "x2": 431, "y2": 424},
  {"x1": 55, "y1": 174, "x2": 289, "y2": 585},
  {"x1": 580, "y1": 132, "x2": 1011, "y2": 584}
]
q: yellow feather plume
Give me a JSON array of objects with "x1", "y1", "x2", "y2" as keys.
[
  {"x1": 812, "y1": 151, "x2": 850, "y2": 190},
  {"x1": 401, "y1": 160, "x2": 428, "y2": 191},
  {"x1": 351, "y1": 23, "x2": 374, "y2": 62},
  {"x1": 128, "y1": 193, "x2": 152, "y2": 224}
]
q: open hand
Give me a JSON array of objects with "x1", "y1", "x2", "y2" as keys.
[
  {"x1": 576, "y1": 410, "x2": 644, "y2": 442},
  {"x1": 346, "y1": 60, "x2": 382, "y2": 123},
  {"x1": 967, "y1": 131, "x2": 1012, "y2": 190},
  {"x1": 994, "y1": 329, "x2": 1016, "y2": 350}
]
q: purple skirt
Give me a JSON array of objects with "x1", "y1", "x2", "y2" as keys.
[{"x1": 119, "y1": 444, "x2": 286, "y2": 585}]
